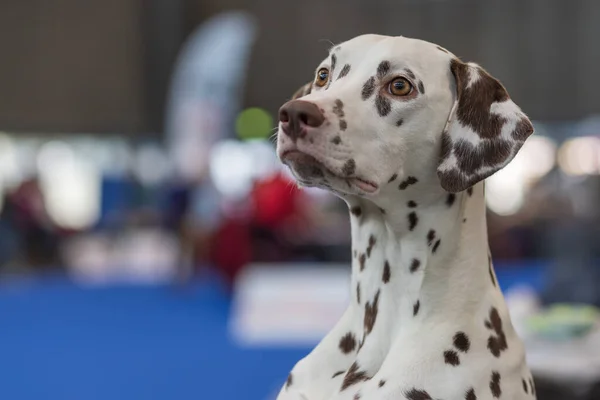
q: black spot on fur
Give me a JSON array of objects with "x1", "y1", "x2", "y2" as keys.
[
  {"x1": 432, "y1": 239, "x2": 441, "y2": 253},
  {"x1": 444, "y1": 350, "x2": 460, "y2": 366},
  {"x1": 413, "y1": 300, "x2": 420, "y2": 316},
  {"x1": 337, "y1": 64, "x2": 351, "y2": 80},
  {"x1": 388, "y1": 173, "x2": 398, "y2": 183},
  {"x1": 361, "y1": 77, "x2": 376, "y2": 100},
  {"x1": 339, "y1": 332, "x2": 357, "y2": 354},
  {"x1": 332, "y1": 370, "x2": 345, "y2": 378},
  {"x1": 408, "y1": 200, "x2": 417, "y2": 208},
  {"x1": 405, "y1": 388, "x2": 432, "y2": 400},
  {"x1": 378, "y1": 380, "x2": 386, "y2": 388},
  {"x1": 382, "y1": 261, "x2": 391, "y2": 283},
  {"x1": 490, "y1": 371, "x2": 501, "y2": 398},
  {"x1": 377, "y1": 60, "x2": 391, "y2": 78},
  {"x1": 529, "y1": 378, "x2": 535, "y2": 396},
  {"x1": 359, "y1": 254, "x2": 366, "y2": 271},
  {"x1": 446, "y1": 193, "x2": 456, "y2": 207},
  {"x1": 356, "y1": 283, "x2": 361, "y2": 304},
  {"x1": 467, "y1": 186, "x2": 474, "y2": 196},
  {"x1": 453, "y1": 332, "x2": 471, "y2": 352},
  {"x1": 396, "y1": 118, "x2": 404, "y2": 127},
  {"x1": 408, "y1": 212, "x2": 418, "y2": 231},
  {"x1": 379, "y1": 207, "x2": 386, "y2": 214},
  {"x1": 465, "y1": 388, "x2": 477, "y2": 400},
  {"x1": 399, "y1": 176, "x2": 418, "y2": 190},
  {"x1": 366, "y1": 235, "x2": 376, "y2": 257},
  {"x1": 522, "y1": 379, "x2": 528, "y2": 394},
  {"x1": 418, "y1": 81, "x2": 425, "y2": 94},
  {"x1": 332, "y1": 136, "x2": 342, "y2": 145},
  {"x1": 286, "y1": 373, "x2": 293, "y2": 389},
  {"x1": 351, "y1": 206, "x2": 362, "y2": 217},
  {"x1": 375, "y1": 95, "x2": 392, "y2": 117},
  {"x1": 410, "y1": 258, "x2": 421, "y2": 273},
  {"x1": 340, "y1": 119, "x2": 348, "y2": 130},
  {"x1": 343, "y1": 159, "x2": 356, "y2": 176},
  {"x1": 404, "y1": 69, "x2": 416, "y2": 80}
]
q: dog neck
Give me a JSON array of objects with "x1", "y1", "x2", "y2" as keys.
[{"x1": 345, "y1": 181, "x2": 495, "y2": 329}]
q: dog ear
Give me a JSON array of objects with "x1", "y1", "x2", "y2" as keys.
[
  {"x1": 437, "y1": 59, "x2": 534, "y2": 193},
  {"x1": 291, "y1": 82, "x2": 312, "y2": 100}
]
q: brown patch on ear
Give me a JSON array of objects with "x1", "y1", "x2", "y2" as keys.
[
  {"x1": 291, "y1": 82, "x2": 313, "y2": 100},
  {"x1": 437, "y1": 58, "x2": 534, "y2": 193}
]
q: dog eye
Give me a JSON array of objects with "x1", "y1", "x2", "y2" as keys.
[
  {"x1": 389, "y1": 78, "x2": 412, "y2": 96},
  {"x1": 315, "y1": 68, "x2": 329, "y2": 87}
]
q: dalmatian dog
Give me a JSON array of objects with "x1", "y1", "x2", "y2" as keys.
[{"x1": 275, "y1": 34, "x2": 536, "y2": 400}]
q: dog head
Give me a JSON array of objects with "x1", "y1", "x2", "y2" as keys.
[{"x1": 277, "y1": 34, "x2": 533, "y2": 197}]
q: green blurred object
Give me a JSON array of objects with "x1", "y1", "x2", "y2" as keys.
[
  {"x1": 527, "y1": 303, "x2": 599, "y2": 340},
  {"x1": 235, "y1": 107, "x2": 273, "y2": 140}
]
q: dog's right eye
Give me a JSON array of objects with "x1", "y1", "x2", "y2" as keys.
[{"x1": 315, "y1": 68, "x2": 329, "y2": 87}]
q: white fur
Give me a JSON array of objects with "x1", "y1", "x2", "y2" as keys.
[{"x1": 276, "y1": 35, "x2": 535, "y2": 400}]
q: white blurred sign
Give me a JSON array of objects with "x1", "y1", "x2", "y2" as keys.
[{"x1": 229, "y1": 264, "x2": 350, "y2": 347}]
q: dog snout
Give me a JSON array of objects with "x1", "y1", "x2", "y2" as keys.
[{"x1": 279, "y1": 100, "x2": 325, "y2": 140}]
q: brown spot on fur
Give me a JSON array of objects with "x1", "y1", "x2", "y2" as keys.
[
  {"x1": 361, "y1": 77, "x2": 376, "y2": 100},
  {"x1": 366, "y1": 235, "x2": 376, "y2": 257},
  {"x1": 453, "y1": 332, "x2": 471, "y2": 352},
  {"x1": 382, "y1": 261, "x2": 391, "y2": 283},
  {"x1": 375, "y1": 94, "x2": 392, "y2": 117},
  {"x1": 413, "y1": 300, "x2": 420, "y2": 316},
  {"x1": 388, "y1": 173, "x2": 398, "y2": 183},
  {"x1": 399, "y1": 176, "x2": 418, "y2": 190},
  {"x1": 377, "y1": 61, "x2": 391, "y2": 78},
  {"x1": 485, "y1": 307, "x2": 508, "y2": 357},
  {"x1": 427, "y1": 230, "x2": 436, "y2": 245},
  {"x1": 444, "y1": 350, "x2": 460, "y2": 366},
  {"x1": 341, "y1": 362, "x2": 370, "y2": 391},
  {"x1": 337, "y1": 64, "x2": 351, "y2": 80},
  {"x1": 359, "y1": 253, "x2": 366, "y2": 271},
  {"x1": 351, "y1": 206, "x2": 362, "y2": 217},
  {"x1": 465, "y1": 388, "x2": 477, "y2": 400},
  {"x1": 339, "y1": 332, "x2": 357, "y2": 354},
  {"x1": 332, "y1": 136, "x2": 342, "y2": 145},
  {"x1": 410, "y1": 258, "x2": 421, "y2": 273},
  {"x1": 490, "y1": 371, "x2": 502, "y2": 398},
  {"x1": 405, "y1": 388, "x2": 432, "y2": 400},
  {"x1": 364, "y1": 289, "x2": 381, "y2": 335},
  {"x1": 339, "y1": 119, "x2": 348, "y2": 130},
  {"x1": 408, "y1": 212, "x2": 418, "y2": 231},
  {"x1": 343, "y1": 159, "x2": 356, "y2": 176}
]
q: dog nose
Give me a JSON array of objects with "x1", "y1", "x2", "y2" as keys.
[{"x1": 279, "y1": 100, "x2": 325, "y2": 139}]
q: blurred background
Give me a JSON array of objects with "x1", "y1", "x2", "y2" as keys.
[{"x1": 1, "y1": 1, "x2": 600, "y2": 399}]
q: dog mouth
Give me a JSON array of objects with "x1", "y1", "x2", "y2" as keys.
[{"x1": 281, "y1": 150, "x2": 378, "y2": 194}]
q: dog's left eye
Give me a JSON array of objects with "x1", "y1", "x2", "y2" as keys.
[
  {"x1": 389, "y1": 78, "x2": 412, "y2": 96},
  {"x1": 315, "y1": 68, "x2": 329, "y2": 87}
]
